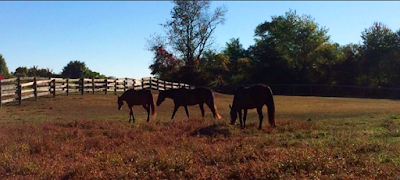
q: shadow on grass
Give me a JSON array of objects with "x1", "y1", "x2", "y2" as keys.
[{"x1": 190, "y1": 124, "x2": 231, "y2": 138}]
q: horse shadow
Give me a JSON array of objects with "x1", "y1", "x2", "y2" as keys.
[{"x1": 190, "y1": 124, "x2": 231, "y2": 138}]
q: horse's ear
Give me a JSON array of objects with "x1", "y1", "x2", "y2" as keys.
[{"x1": 229, "y1": 104, "x2": 232, "y2": 109}]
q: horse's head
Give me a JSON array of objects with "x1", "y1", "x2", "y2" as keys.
[
  {"x1": 156, "y1": 91, "x2": 166, "y2": 106},
  {"x1": 117, "y1": 96, "x2": 123, "y2": 110},
  {"x1": 229, "y1": 104, "x2": 237, "y2": 125}
]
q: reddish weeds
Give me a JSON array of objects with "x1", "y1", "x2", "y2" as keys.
[{"x1": 0, "y1": 118, "x2": 399, "y2": 179}]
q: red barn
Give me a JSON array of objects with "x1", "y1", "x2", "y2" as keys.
[{"x1": 0, "y1": 74, "x2": 4, "y2": 80}]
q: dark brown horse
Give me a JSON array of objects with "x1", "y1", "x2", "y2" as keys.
[
  {"x1": 229, "y1": 84, "x2": 275, "y2": 129},
  {"x1": 117, "y1": 89, "x2": 156, "y2": 123},
  {"x1": 156, "y1": 87, "x2": 222, "y2": 120}
]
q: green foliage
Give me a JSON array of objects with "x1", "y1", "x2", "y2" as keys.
[
  {"x1": 255, "y1": 10, "x2": 330, "y2": 83},
  {"x1": 149, "y1": 0, "x2": 227, "y2": 84},
  {"x1": 222, "y1": 38, "x2": 250, "y2": 85},
  {"x1": 82, "y1": 69, "x2": 107, "y2": 79},
  {"x1": 200, "y1": 51, "x2": 230, "y2": 87},
  {"x1": 360, "y1": 22, "x2": 400, "y2": 86},
  {"x1": 0, "y1": 54, "x2": 10, "y2": 77},
  {"x1": 162, "y1": 0, "x2": 227, "y2": 66},
  {"x1": 14, "y1": 67, "x2": 29, "y2": 77},
  {"x1": 61, "y1": 60, "x2": 106, "y2": 79},
  {"x1": 61, "y1": 60, "x2": 88, "y2": 78},
  {"x1": 148, "y1": 9, "x2": 400, "y2": 89}
]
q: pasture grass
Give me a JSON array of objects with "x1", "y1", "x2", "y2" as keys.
[{"x1": 0, "y1": 92, "x2": 400, "y2": 179}]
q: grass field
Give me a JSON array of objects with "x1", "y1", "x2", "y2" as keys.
[{"x1": 0, "y1": 92, "x2": 400, "y2": 179}]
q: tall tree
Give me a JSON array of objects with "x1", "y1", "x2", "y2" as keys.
[
  {"x1": 255, "y1": 10, "x2": 330, "y2": 83},
  {"x1": 61, "y1": 60, "x2": 89, "y2": 78},
  {"x1": 0, "y1": 54, "x2": 10, "y2": 77},
  {"x1": 223, "y1": 38, "x2": 247, "y2": 77},
  {"x1": 163, "y1": 0, "x2": 227, "y2": 66},
  {"x1": 360, "y1": 22, "x2": 398, "y2": 86},
  {"x1": 14, "y1": 67, "x2": 28, "y2": 77}
]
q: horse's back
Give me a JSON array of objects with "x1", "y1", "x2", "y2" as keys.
[
  {"x1": 235, "y1": 84, "x2": 272, "y2": 109},
  {"x1": 174, "y1": 87, "x2": 214, "y2": 105},
  {"x1": 125, "y1": 89, "x2": 153, "y2": 105}
]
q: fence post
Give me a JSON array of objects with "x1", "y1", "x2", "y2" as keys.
[
  {"x1": 92, "y1": 78, "x2": 95, "y2": 94},
  {"x1": 124, "y1": 78, "x2": 127, "y2": 92},
  {"x1": 114, "y1": 79, "x2": 117, "y2": 95},
  {"x1": 52, "y1": 79, "x2": 56, "y2": 98},
  {"x1": 178, "y1": 81, "x2": 181, "y2": 88},
  {"x1": 81, "y1": 77, "x2": 84, "y2": 95},
  {"x1": 104, "y1": 78, "x2": 108, "y2": 95},
  {"x1": 141, "y1": 78, "x2": 144, "y2": 90},
  {"x1": 164, "y1": 80, "x2": 166, "y2": 90},
  {"x1": 17, "y1": 77, "x2": 21, "y2": 105},
  {"x1": 133, "y1": 79, "x2": 136, "y2": 90},
  {"x1": 149, "y1": 77, "x2": 152, "y2": 90},
  {"x1": 157, "y1": 79, "x2": 159, "y2": 90},
  {"x1": 0, "y1": 79, "x2": 2, "y2": 109},
  {"x1": 66, "y1": 79, "x2": 69, "y2": 96},
  {"x1": 34, "y1": 77, "x2": 38, "y2": 100}
]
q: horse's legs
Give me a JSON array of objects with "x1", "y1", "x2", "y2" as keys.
[
  {"x1": 199, "y1": 103, "x2": 205, "y2": 117},
  {"x1": 184, "y1": 106, "x2": 189, "y2": 118},
  {"x1": 243, "y1": 109, "x2": 248, "y2": 128},
  {"x1": 257, "y1": 107, "x2": 264, "y2": 130},
  {"x1": 171, "y1": 104, "x2": 179, "y2": 119},
  {"x1": 129, "y1": 106, "x2": 135, "y2": 123},
  {"x1": 143, "y1": 104, "x2": 150, "y2": 122},
  {"x1": 238, "y1": 110, "x2": 243, "y2": 128},
  {"x1": 205, "y1": 102, "x2": 217, "y2": 118}
]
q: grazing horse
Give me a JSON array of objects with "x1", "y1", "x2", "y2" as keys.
[
  {"x1": 117, "y1": 89, "x2": 156, "y2": 123},
  {"x1": 156, "y1": 87, "x2": 222, "y2": 120},
  {"x1": 229, "y1": 84, "x2": 275, "y2": 129}
]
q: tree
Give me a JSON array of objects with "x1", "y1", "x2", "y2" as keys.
[
  {"x1": 255, "y1": 10, "x2": 330, "y2": 83},
  {"x1": 0, "y1": 54, "x2": 10, "y2": 77},
  {"x1": 223, "y1": 38, "x2": 247, "y2": 78},
  {"x1": 200, "y1": 51, "x2": 230, "y2": 86},
  {"x1": 148, "y1": 0, "x2": 227, "y2": 84},
  {"x1": 14, "y1": 67, "x2": 28, "y2": 77},
  {"x1": 61, "y1": 60, "x2": 89, "y2": 78},
  {"x1": 82, "y1": 69, "x2": 107, "y2": 79},
  {"x1": 149, "y1": 46, "x2": 183, "y2": 81},
  {"x1": 335, "y1": 44, "x2": 362, "y2": 85},
  {"x1": 360, "y1": 22, "x2": 398, "y2": 86},
  {"x1": 163, "y1": 0, "x2": 227, "y2": 66}
]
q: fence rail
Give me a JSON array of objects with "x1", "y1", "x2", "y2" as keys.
[
  {"x1": 214, "y1": 84, "x2": 400, "y2": 99},
  {"x1": 0, "y1": 77, "x2": 195, "y2": 108}
]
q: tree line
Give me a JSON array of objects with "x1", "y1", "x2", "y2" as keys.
[
  {"x1": 0, "y1": 59, "x2": 110, "y2": 79},
  {"x1": 148, "y1": 1, "x2": 400, "y2": 89}
]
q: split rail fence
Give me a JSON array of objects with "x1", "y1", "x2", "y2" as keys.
[{"x1": 0, "y1": 77, "x2": 194, "y2": 108}]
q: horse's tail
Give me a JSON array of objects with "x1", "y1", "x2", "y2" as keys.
[
  {"x1": 266, "y1": 86, "x2": 276, "y2": 127},
  {"x1": 214, "y1": 104, "x2": 222, "y2": 120},
  {"x1": 209, "y1": 90, "x2": 222, "y2": 120},
  {"x1": 149, "y1": 92, "x2": 157, "y2": 118}
]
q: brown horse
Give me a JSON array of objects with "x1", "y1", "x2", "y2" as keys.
[
  {"x1": 229, "y1": 84, "x2": 275, "y2": 129},
  {"x1": 117, "y1": 89, "x2": 156, "y2": 123},
  {"x1": 156, "y1": 87, "x2": 222, "y2": 120}
]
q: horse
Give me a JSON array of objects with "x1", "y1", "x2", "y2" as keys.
[
  {"x1": 156, "y1": 87, "x2": 222, "y2": 120},
  {"x1": 229, "y1": 84, "x2": 275, "y2": 129},
  {"x1": 117, "y1": 89, "x2": 156, "y2": 123}
]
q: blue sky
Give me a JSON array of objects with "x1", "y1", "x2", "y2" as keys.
[{"x1": 1, "y1": 1, "x2": 399, "y2": 78}]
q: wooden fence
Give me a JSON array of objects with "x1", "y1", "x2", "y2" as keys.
[{"x1": 0, "y1": 77, "x2": 194, "y2": 108}]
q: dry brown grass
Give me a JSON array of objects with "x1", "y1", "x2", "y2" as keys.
[{"x1": 0, "y1": 92, "x2": 399, "y2": 179}]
